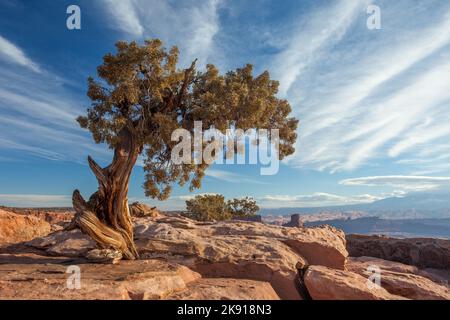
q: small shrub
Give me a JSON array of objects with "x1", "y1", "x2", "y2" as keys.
[
  {"x1": 185, "y1": 194, "x2": 231, "y2": 221},
  {"x1": 185, "y1": 195, "x2": 259, "y2": 221},
  {"x1": 226, "y1": 197, "x2": 259, "y2": 218}
]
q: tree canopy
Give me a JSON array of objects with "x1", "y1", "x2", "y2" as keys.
[
  {"x1": 185, "y1": 194, "x2": 259, "y2": 221},
  {"x1": 77, "y1": 39, "x2": 298, "y2": 201}
]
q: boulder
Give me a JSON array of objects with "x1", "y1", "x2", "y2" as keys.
[
  {"x1": 304, "y1": 265, "x2": 406, "y2": 300},
  {"x1": 347, "y1": 256, "x2": 450, "y2": 300},
  {"x1": 346, "y1": 234, "x2": 450, "y2": 269},
  {"x1": 135, "y1": 219, "x2": 306, "y2": 300},
  {"x1": 0, "y1": 209, "x2": 51, "y2": 245},
  {"x1": 129, "y1": 202, "x2": 160, "y2": 218},
  {"x1": 26, "y1": 229, "x2": 96, "y2": 257}
]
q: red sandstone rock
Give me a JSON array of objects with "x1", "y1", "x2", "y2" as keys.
[
  {"x1": 0, "y1": 209, "x2": 51, "y2": 245},
  {"x1": 347, "y1": 256, "x2": 450, "y2": 300},
  {"x1": 304, "y1": 265, "x2": 406, "y2": 300}
]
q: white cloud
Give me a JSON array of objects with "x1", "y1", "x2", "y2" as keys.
[
  {"x1": 259, "y1": 192, "x2": 380, "y2": 208},
  {"x1": 0, "y1": 35, "x2": 41, "y2": 73},
  {"x1": 100, "y1": 0, "x2": 221, "y2": 66},
  {"x1": 99, "y1": 0, "x2": 143, "y2": 36},
  {"x1": 0, "y1": 194, "x2": 71, "y2": 207},
  {"x1": 280, "y1": 3, "x2": 450, "y2": 174},
  {"x1": 271, "y1": 0, "x2": 368, "y2": 96},
  {"x1": 206, "y1": 169, "x2": 267, "y2": 184},
  {"x1": 340, "y1": 175, "x2": 450, "y2": 191},
  {"x1": 0, "y1": 60, "x2": 111, "y2": 163}
]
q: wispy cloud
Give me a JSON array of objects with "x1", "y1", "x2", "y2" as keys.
[
  {"x1": 0, "y1": 34, "x2": 41, "y2": 73},
  {"x1": 340, "y1": 175, "x2": 450, "y2": 191},
  {"x1": 281, "y1": 2, "x2": 450, "y2": 175},
  {"x1": 0, "y1": 46, "x2": 110, "y2": 163},
  {"x1": 206, "y1": 169, "x2": 267, "y2": 184},
  {"x1": 99, "y1": 0, "x2": 221, "y2": 65},
  {"x1": 0, "y1": 194, "x2": 71, "y2": 207},
  {"x1": 259, "y1": 192, "x2": 381, "y2": 208},
  {"x1": 271, "y1": 0, "x2": 368, "y2": 96},
  {"x1": 99, "y1": 0, "x2": 144, "y2": 36}
]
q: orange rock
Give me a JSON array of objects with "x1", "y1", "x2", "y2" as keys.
[
  {"x1": 0, "y1": 209, "x2": 51, "y2": 245},
  {"x1": 347, "y1": 256, "x2": 450, "y2": 300},
  {"x1": 25, "y1": 214, "x2": 350, "y2": 299},
  {"x1": 0, "y1": 253, "x2": 200, "y2": 300},
  {"x1": 304, "y1": 265, "x2": 407, "y2": 300}
]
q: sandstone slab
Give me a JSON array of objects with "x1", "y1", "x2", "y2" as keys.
[
  {"x1": 0, "y1": 253, "x2": 200, "y2": 300},
  {"x1": 304, "y1": 265, "x2": 406, "y2": 300},
  {"x1": 22, "y1": 215, "x2": 349, "y2": 300},
  {"x1": 347, "y1": 256, "x2": 450, "y2": 300},
  {"x1": 0, "y1": 209, "x2": 51, "y2": 245}
]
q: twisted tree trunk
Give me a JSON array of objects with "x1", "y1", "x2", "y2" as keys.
[{"x1": 67, "y1": 128, "x2": 141, "y2": 260}]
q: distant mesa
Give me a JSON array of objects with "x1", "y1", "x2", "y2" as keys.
[{"x1": 282, "y1": 214, "x2": 304, "y2": 228}]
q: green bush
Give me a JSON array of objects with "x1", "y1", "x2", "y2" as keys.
[
  {"x1": 226, "y1": 197, "x2": 260, "y2": 218},
  {"x1": 184, "y1": 194, "x2": 259, "y2": 221}
]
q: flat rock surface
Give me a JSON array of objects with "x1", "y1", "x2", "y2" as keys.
[
  {"x1": 21, "y1": 214, "x2": 349, "y2": 299},
  {"x1": 347, "y1": 256, "x2": 450, "y2": 300},
  {"x1": 0, "y1": 253, "x2": 200, "y2": 300},
  {"x1": 304, "y1": 265, "x2": 406, "y2": 300}
]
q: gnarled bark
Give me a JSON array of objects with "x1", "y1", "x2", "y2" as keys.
[{"x1": 68, "y1": 128, "x2": 141, "y2": 260}]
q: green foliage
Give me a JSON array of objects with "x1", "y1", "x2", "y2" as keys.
[
  {"x1": 226, "y1": 196, "x2": 259, "y2": 217},
  {"x1": 78, "y1": 39, "x2": 298, "y2": 201},
  {"x1": 185, "y1": 194, "x2": 259, "y2": 221}
]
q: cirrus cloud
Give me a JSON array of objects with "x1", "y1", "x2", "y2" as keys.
[{"x1": 340, "y1": 175, "x2": 450, "y2": 191}]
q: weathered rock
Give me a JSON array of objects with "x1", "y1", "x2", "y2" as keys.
[
  {"x1": 166, "y1": 278, "x2": 280, "y2": 300},
  {"x1": 347, "y1": 256, "x2": 450, "y2": 300},
  {"x1": 282, "y1": 214, "x2": 304, "y2": 228},
  {"x1": 346, "y1": 234, "x2": 450, "y2": 269},
  {"x1": 129, "y1": 202, "x2": 160, "y2": 218},
  {"x1": 0, "y1": 207, "x2": 73, "y2": 225},
  {"x1": 26, "y1": 229, "x2": 96, "y2": 257},
  {"x1": 0, "y1": 253, "x2": 200, "y2": 300},
  {"x1": 0, "y1": 209, "x2": 51, "y2": 245},
  {"x1": 282, "y1": 225, "x2": 347, "y2": 269},
  {"x1": 23, "y1": 215, "x2": 348, "y2": 299},
  {"x1": 418, "y1": 268, "x2": 450, "y2": 287},
  {"x1": 86, "y1": 249, "x2": 122, "y2": 264},
  {"x1": 135, "y1": 221, "x2": 306, "y2": 300},
  {"x1": 304, "y1": 265, "x2": 406, "y2": 300}
]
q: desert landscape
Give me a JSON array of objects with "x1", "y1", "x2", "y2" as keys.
[
  {"x1": 1, "y1": 204, "x2": 449, "y2": 300},
  {"x1": 1, "y1": 1, "x2": 450, "y2": 306}
]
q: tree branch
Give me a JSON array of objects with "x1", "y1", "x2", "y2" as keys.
[{"x1": 175, "y1": 59, "x2": 197, "y2": 109}]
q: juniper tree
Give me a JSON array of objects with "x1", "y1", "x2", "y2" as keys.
[
  {"x1": 69, "y1": 39, "x2": 298, "y2": 260},
  {"x1": 227, "y1": 197, "x2": 259, "y2": 218}
]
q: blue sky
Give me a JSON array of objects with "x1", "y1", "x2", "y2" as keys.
[{"x1": 1, "y1": 0, "x2": 450, "y2": 210}]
